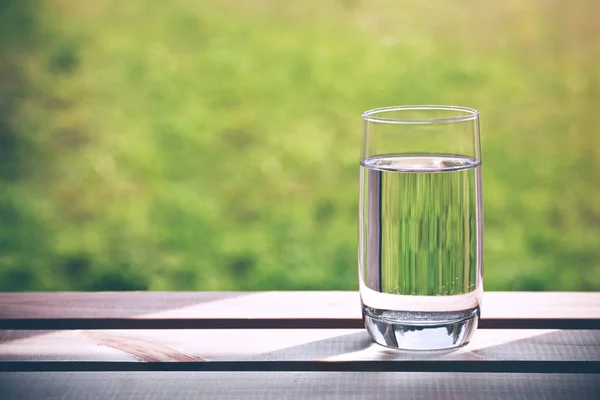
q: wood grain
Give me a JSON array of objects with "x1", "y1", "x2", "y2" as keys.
[
  {"x1": 1, "y1": 292, "x2": 599, "y2": 330},
  {"x1": 0, "y1": 292, "x2": 245, "y2": 318},
  {"x1": 1, "y1": 329, "x2": 599, "y2": 364},
  {"x1": 2, "y1": 372, "x2": 599, "y2": 400}
]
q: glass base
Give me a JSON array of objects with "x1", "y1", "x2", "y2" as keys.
[{"x1": 362, "y1": 304, "x2": 479, "y2": 351}]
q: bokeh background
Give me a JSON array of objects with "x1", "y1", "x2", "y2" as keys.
[{"x1": 1, "y1": 0, "x2": 599, "y2": 292}]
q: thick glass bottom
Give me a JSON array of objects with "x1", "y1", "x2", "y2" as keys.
[{"x1": 362, "y1": 304, "x2": 480, "y2": 351}]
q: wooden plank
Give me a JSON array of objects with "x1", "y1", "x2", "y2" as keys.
[
  {"x1": 1, "y1": 329, "x2": 599, "y2": 365},
  {"x1": 1, "y1": 292, "x2": 599, "y2": 330},
  {"x1": 0, "y1": 292, "x2": 245, "y2": 318},
  {"x1": 2, "y1": 372, "x2": 599, "y2": 400},
  {"x1": 1, "y1": 291, "x2": 598, "y2": 319}
]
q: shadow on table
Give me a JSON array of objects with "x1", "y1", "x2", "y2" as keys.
[
  {"x1": 0, "y1": 292, "x2": 249, "y2": 343},
  {"x1": 245, "y1": 329, "x2": 600, "y2": 362}
]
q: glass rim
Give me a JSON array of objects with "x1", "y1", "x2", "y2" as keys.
[{"x1": 362, "y1": 105, "x2": 479, "y2": 125}]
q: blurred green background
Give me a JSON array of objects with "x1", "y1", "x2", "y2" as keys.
[{"x1": 1, "y1": 0, "x2": 599, "y2": 292}]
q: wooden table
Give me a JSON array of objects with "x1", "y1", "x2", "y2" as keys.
[{"x1": 1, "y1": 292, "x2": 599, "y2": 399}]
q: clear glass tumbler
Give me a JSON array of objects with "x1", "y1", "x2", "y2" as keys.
[{"x1": 359, "y1": 105, "x2": 483, "y2": 350}]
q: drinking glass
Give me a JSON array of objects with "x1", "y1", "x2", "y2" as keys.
[{"x1": 359, "y1": 105, "x2": 483, "y2": 350}]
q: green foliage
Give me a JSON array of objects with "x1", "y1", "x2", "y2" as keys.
[{"x1": 1, "y1": 0, "x2": 599, "y2": 291}]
